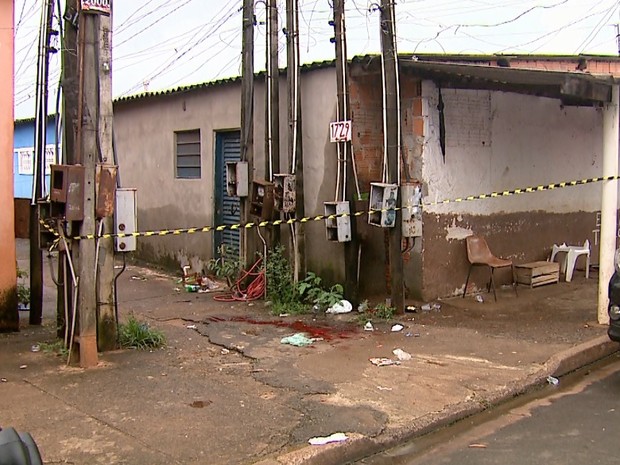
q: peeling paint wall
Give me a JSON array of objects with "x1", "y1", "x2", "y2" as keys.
[{"x1": 419, "y1": 81, "x2": 614, "y2": 299}]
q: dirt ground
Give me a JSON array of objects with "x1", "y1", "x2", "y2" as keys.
[{"x1": 0, "y1": 240, "x2": 615, "y2": 465}]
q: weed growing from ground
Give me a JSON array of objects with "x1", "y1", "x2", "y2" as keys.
[{"x1": 118, "y1": 316, "x2": 166, "y2": 350}]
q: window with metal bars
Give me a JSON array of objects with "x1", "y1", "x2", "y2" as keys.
[{"x1": 175, "y1": 129, "x2": 201, "y2": 179}]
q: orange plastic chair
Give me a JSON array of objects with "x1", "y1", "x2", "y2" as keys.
[{"x1": 463, "y1": 235, "x2": 517, "y2": 301}]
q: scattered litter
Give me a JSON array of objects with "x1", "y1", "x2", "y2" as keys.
[
  {"x1": 391, "y1": 324, "x2": 404, "y2": 332},
  {"x1": 475, "y1": 294, "x2": 484, "y2": 303},
  {"x1": 220, "y1": 348, "x2": 230, "y2": 355},
  {"x1": 364, "y1": 321, "x2": 374, "y2": 331},
  {"x1": 369, "y1": 357, "x2": 401, "y2": 367},
  {"x1": 19, "y1": 365, "x2": 27, "y2": 370},
  {"x1": 432, "y1": 303, "x2": 441, "y2": 311},
  {"x1": 131, "y1": 275, "x2": 147, "y2": 281},
  {"x1": 405, "y1": 332, "x2": 413, "y2": 337},
  {"x1": 281, "y1": 333, "x2": 318, "y2": 347},
  {"x1": 174, "y1": 287, "x2": 181, "y2": 292},
  {"x1": 186, "y1": 325, "x2": 197, "y2": 330},
  {"x1": 468, "y1": 443, "x2": 487, "y2": 449},
  {"x1": 31, "y1": 344, "x2": 40, "y2": 353},
  {"x1": 0, "y1": 378, "x2": 7, "y2": 383},
  {"x1": 392, "y1": 348, "x2": 412, "y2": 361},
  {"x1": 377, "y1": 386, "x2": 393, "y2": 391},
  {"x1": 326, "y1": 299, "x2": 353, "y2": 314},
  {"x1": 308, "y1": 432, "x2": 348, "y2": 445},
  {"x1": 279, "y1": 313, "x2": 290, "y2": 317},
  {"x1": 184, "y1": 284, "x2": 200, "y2": 293},
  {"x1": 421, "y1": 304, "x2": 432, "y2": 311},
  {"x1": 547, "y1": 376, "x2": 559, "y2": 386},
  {"x1": 405, "y1": 305, "x2": 417, "y2": 313}
]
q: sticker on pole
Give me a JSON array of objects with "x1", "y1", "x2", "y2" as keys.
[
  {"x1": 330, "y1": 121, "x2": 352, "y2": 143},
  {"x1": 81, "y1": 0, "x2": 110, "y2": 14}
]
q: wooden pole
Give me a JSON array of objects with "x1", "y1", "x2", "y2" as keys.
[
  {"x1": 96, "y1": 9, "x2": 117, "y2": 351},
  {"x1": 58, "y1": 0, "x2": 79, "y2": 338},
  {"x1": 240, "y1": 0, "x2": 255, "y2": 265},
  {"x1": 380, "y1": 0, "x2": 404, "y2": 313},
  {"x1": 29, "y1": 0, "x2": 55, "y2": 326},
  {"x1": 266, "y1": 0, "x2": 280, "y2": 244},
  {"x1": 333, "y1": 0, "x2": 359, "y2": 306},
  {"x1": 0, "y1": 0, "x2": 18, "y2": 332},
  {"x1": 76, "y1": 10, "x2": 99, "y2": 367},
  {"x1": 286, "y1": 0, "x2": 305, "y2": 279}
]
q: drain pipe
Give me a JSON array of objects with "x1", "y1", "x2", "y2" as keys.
[{"x1": 598, "y1": 84, "x2": 619, "y2": 325}]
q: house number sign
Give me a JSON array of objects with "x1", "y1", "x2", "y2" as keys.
[
  {"x1": 329, "y1": 120, "x2": 352, "y2": 143},
  {"x1": 81, "y1": 0, "x2": 110, "y2": 14}
]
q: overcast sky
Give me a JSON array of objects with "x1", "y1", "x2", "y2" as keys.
[{"x1": 13, "y1": 0, "x2": 620, "y2": 119}]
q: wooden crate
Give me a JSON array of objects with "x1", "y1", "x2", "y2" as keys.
[{"x1": 515, "y1": 261, "x2": 560, "y2": 288}]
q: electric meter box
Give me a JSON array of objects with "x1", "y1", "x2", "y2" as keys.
[
  {"x1": 50, "y1": 164, "x2": 85, "y2": 221},
  {"x1": 324, "y1": 201, "x2": 351, "y2": 242},
  {"x1": 274, "y1": 174, "x2": 296, "y2": 213},
  {"x1": 250, "y1": 180, "x2": 275, "y2": 220},
  {"x1": 115, "y1": 188, "x2": 138, "y2": 252},
  {"x1": 368, "y1": 182, "x2": 398, "y2": 228},
  {"x1": 226, "y1": 161, "x2": 249, "y2": 197},
  {"x1": 401, "y1": 182, "x2": 423, "y2": 237}
]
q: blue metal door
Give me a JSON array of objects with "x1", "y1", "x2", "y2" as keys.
[{"x1": 214, "y1": 131, "x2": 241, "y2": 256}]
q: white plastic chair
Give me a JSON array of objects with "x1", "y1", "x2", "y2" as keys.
[{"x1": 550, "y1": 240, "x2": 590, "y2": 282}]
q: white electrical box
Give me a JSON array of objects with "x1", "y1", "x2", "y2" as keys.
[
  {"x1": 226, "y1": 161, "x2": 249, "y2": 197},
  {"x1": 274, "y1": 174, "x2": 296, "y2": 213},
  {"x1": 402, "y1": 182, "x2": 423, "y2": 237},
  {"x1": 115, "y1": 188, "x2": 137, "y2": 252},
  {"x1": 368, "y1": 182, "x2": 398, "y2": 228},
  {"x1": 324, "y1": 201, "x2": 351, "y2": 242}
]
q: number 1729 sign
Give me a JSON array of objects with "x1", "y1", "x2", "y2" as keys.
[{"x1": 330, "y1": 120, "x2": 352, "y2": 143}]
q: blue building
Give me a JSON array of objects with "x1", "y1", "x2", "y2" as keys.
[{"x1": 13, "y1": 116, "x2": 59, "y2": 237}]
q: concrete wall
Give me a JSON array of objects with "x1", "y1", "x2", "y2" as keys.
[
  {"x1": 420, "y1": 81, "x2": 611, "y2": 299},
  {"x1": 113, "y1": 68, "x2": 345, "y2": 281}
]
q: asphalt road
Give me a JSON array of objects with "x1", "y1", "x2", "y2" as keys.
[{"x1": 357, "y1": 354, "x2": 620, "y2": 465}]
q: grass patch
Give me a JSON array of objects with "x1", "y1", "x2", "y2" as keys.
[
  {"x1": 119, "y1": 316, "x2": 166, "y2": 350},
  {"x1": 39, "y1": 339, "x2": 69, "y2": 359}
]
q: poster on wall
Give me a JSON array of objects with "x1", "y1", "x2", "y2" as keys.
[{"x1": 16, "y1": 145, "x2": 59, "y2": 176}]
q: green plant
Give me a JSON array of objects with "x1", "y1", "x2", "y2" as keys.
[
  {"x1": 39, "y1": 339, "x2": 69, "y2": 359},
  {"x1": 16, "y1": 268, "x2": 30, "y2": 305},
  {"x1": 118, "y1": 316, "x2": 166, "y2": 350},
  {"x1": 263, "y1": 246, "x2": 298, "y2": 306},
  {"x1": 208, "y1": 245, "x2": 243, "y2": 287},
  {"x1": 298, "y1": 272, "x2": 343, "y2": 309},
  {"x1": 373, "y1": 302, "x2": 396, "y2": 320}
]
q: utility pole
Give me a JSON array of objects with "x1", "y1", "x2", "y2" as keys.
[
  {"x1": 286, "y1": 0, "x2": 305, "y2": 279},
  {"x1": 95, "y1": 9, "x2": 116, "y2": 351},
  {"x1": 380, "y1": 0, "x2": 404, "y2": 313},
  {"x1": 266, "y1": 0, "x2": 280, "y2": 244},
  {"x1": 0, "y1": 0, "x2": 18, "y2": 332},
  {"x1": 333, "y1": 0, "x2": 359, "y2": 305},
  {"x1": 240, "y1": 0, "x2": 255, "y2": 265},
  {"x1": 58, "y1": 0, "x2": 79, "y2": 338},
  {"x1": 29, "y1": 0, "x2": 56, "y2": 326},
  {"x1": 76, "y1": 3, "x2": 112, "y2": 367}
]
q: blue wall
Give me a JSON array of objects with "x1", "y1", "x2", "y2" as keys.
[{"x1": 13, "y1": 117, "x2": 58, "y2": 199}]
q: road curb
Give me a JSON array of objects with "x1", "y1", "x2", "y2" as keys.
[{"x1": 269, "y1": 336, "x2": 619, "y2": 465}]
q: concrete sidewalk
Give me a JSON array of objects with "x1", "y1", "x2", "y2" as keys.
[{"x1": 1, "y1": 241, "x2": 618, "y2": 465}]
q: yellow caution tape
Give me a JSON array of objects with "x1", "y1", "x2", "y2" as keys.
[{"x1": 39, "y1": 175, "x2": 620, "y2": 241}]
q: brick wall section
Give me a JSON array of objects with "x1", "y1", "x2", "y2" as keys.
[{"x1": 350, "y1": 74, "x2": 423, "y2": 192}]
